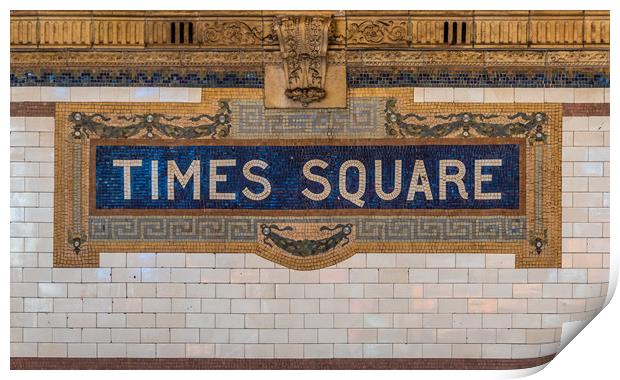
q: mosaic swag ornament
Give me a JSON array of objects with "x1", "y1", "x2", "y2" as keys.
[{"x1": 54, "y1": 89, "x2": 561, "y2": 269}]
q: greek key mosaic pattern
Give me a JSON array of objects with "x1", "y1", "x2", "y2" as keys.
[
  {"x1": 232, "y1": 99, "x2": 382, "y2": 137},
  {"x1": 353, "y1": 217, "x2": 526, "y2": 242},
  {"x1": 89, "y1": 216, "x2": 526, "y2": 242},
  {"x1": 89, "y1": 217, "x2": 256, "y2": 241}
]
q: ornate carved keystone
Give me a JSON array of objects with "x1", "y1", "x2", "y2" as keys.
[
  {"x1": 265, "y1": 14, "x2": 346, "y2": 109},
  {"x1": 272, "y1": 15, "x2": 332, "y2": 107}
]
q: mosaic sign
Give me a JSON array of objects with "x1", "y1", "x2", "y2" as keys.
[
  {"x1": 93, "y1": 142, "x2": 522, "y2": 212},
  {"x1": 54, "y1": 89, "x2": 561, "y2": 269}
]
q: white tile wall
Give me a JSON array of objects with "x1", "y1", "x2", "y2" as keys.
[
  {"x1": 11, "y1": 87, "x2": 202, "y2": 103},
  {"x1": 413, "y1": 88, "x2": 608, "y2": 104},
  {"x1": 9, "y1": 100, "x2": 610, "y2": 359}
]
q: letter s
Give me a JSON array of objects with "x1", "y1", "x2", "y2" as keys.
[
  {"x1": 242, "y1": 160, "x2": 271, "y2": 201},
  {"x1": 302, "y1": 159, "x2": 331, "y2": 201}
]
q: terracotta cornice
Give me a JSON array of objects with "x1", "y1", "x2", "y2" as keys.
[{"x1": 10, "y1": 10, "x2": 609, "y2": 51}]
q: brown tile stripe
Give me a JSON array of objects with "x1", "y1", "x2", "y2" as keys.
[
  {"x1": 11, "y1": 102, "x2": 56, "y2": 117},
  {"x1": 10, "y1": 102, "x2": 609, "y2": 118},
  {"x1": 11, "y1": 355, "x2": 555, "y2": 370},
  {"x1": 562, "y1": 103, "x2": 610, "y2": 116}
]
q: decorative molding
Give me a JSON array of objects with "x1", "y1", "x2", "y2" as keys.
[
  {"x1": 199, "y1": 19, "x2": 264, "y2": 46},
  {"x1": 69, "y1": 102, "x2": 231, "y2": 139},
  {"x1": 11, "y1": 11, "x2": 609, "y2": 50},
  {"x1": 11, "y1": 50, "x2": 609, "y2": 71},
  {"x1": 347, "y1": 18, "x2": 410, "y2": 46},
  {"x1": 260, "y1": 223, "x2": 353, "y2": 257},
  {"x1": 385, "y1": 99, "x2": 548, "y2": 143},
  {"x1": 272, "y1": 15, "x2": 332, "y2": 106}
]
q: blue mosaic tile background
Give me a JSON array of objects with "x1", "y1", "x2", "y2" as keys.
[
  {"x1": 347, "y1": 69, "x2": 610, "y2": 88},
  {"x1": 95, "y1": 143, "x2": 520, "y2": 210},
  {"x1": 10, "y1": 68, "x2": 610, "y2": 87}
]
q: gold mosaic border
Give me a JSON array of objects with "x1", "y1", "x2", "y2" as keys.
[{"x1": 54, "y1": 88, "x2": 561, "y2": 269}]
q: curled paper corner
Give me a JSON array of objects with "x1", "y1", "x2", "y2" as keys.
[
  {"x1": 560, "y1": 275, "x2": 618, "y2": 354},
  {"x1": 560, "y1": 320, "x2": 591, "y2": 352}
]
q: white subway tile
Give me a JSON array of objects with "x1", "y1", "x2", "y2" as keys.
[
  {"x1": 202, "y1": 299, "x2": 230, "y2": 314},
  {"x1": 156, "y1": 252, "x2": 185, "y2": 268},
  {"x1": 112, "y1": 268, "x2": 141, "y2": 282},
  {"x1": 98, "y1": 343, "x2": 127, "y2": 357},
  {"x1": 544, "y1": 88, "x2": 574, "y2": 103},
  {"x1": 70, "y1": 87, "x2": 100, "y2": 102},
  {"x1": 140, "y1": 328, "x2": 170, "y2": 343},
  {"x1": 424, "y1": 88, "x2": 453, "y2": 102},
  {"x1": 484, "y1": 88, "x2": 514, "y2": 103},
  {"x1": 422, "y1": 344, "x2": 451, "y2": 358},
  {"x1": 52, "y1": 268, "x2": 81, "y2": 283},
  {"x1": 320, "y1": 269, "x2": 349, "y2": 283},
  {"x1": 127, "y1": 253, "x2": 157, "y2": 267},
  {"x1": 364, "y1": 284, "x2": 393, "y2": 298},
  {"x1": 350, "y1": 299, "x2": 379, "y2": 313},
  {"x1": 67, "y1": 313, "x2": 96, "y2": 328},
  {"x1": 38, "y1": 283, "x2": 67, "y2": 298},
  {"x1": 41, "y1": 87, "x2": 70, "y2": 101},
  {"x1": 454, "y1": 88, "x2": 483, "y2": 102},
  {"x1": 275, "y1": 284, "x2": 304, "y2": 298},
  {"x1": 304, "y1": 343, "x2": 333, "y2": 358},
  {"x1": 393, "y1": 343, "x2": 422, "y2": 358},
  {"x1": 574, "y1": 88, "x2": 605, "y2": 103},
  {"x1": 170, "y1": 268, "x2": 201, "y2": 283},
  {"x1": 366, "y1": 254, "x2": 396, "y2": 268},
  {"x1": 99, "y1": 87, "x2": 131, "y2": 102},
  {"x1": 68, "y1": 343, "x2": 97, "y2": 358},
  {"x1": 363, "y1": 343, "x2": 392, "y2": 358},
  {"x1": 186, "y1": 314, "x2": 215, "y2": 328},
  {"x1": 185, "y1": 253, "x2": 215, "y2": 267},
  {"x1": 200, "y1": 329, "x2": 229, "y2": 343},
  {"x1": 452, "y1": 344, "x2": 481, "y2": 358},
  {"x1": 130, "y1": 88, "x2": 159, "y2": 102},
  {"x1": 262, "y1": 299, "x2": 290, "y2": 313},
  {"x1": 246, "y1": 314, "x2": 274, "y2": 329},
  {"x1": 10, "y1": 117, "x2": 26, "y2": 131},
  {"x1": 99, "y1": 252, "x2": 127, "y2": 267},
  {"x1": 426, "y1": 254, "x2": 455, "y2": 268},
  {"x1": 25, "y1": 117, "x2": 54, "y2": 132},
  {"x1": 321, "y1": 298, "x2": 350, "y2": 313},
  {"x1": 160, "y1": 88, "x2": 190, "y2": 102},
  {"x1": 38, "y1": 343, "x2": 67, "y2": 357},
  {"x1": 334, "y1": 343, "x2": 363, "y2": 357},
  {"x1": 514, "y1": 88, "x2": 544, "y2": 103},
  {"x1": 185, "y1": 343, "x2": 214, "y2": 358},
  {"x1": 23, "y1": 327, "x2": 53, "y2": 342},
  {"x1": 395, "y1": 254, "x2": 425, "y2": 268},
  {"x1": 11, "y1": 87, "x2": 41, "y2": 102},
  {"x1": 486, "y1": 254, "x2": 515, "y2": 268}
]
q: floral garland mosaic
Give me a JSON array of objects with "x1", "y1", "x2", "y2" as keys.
[{"x1": 54, "y1": 88, "x2": 561, "y2": 269}]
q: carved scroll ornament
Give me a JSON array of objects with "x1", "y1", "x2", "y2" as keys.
[{"x1": 273, "y1": 15, "x2": 332, "y2": 107}]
